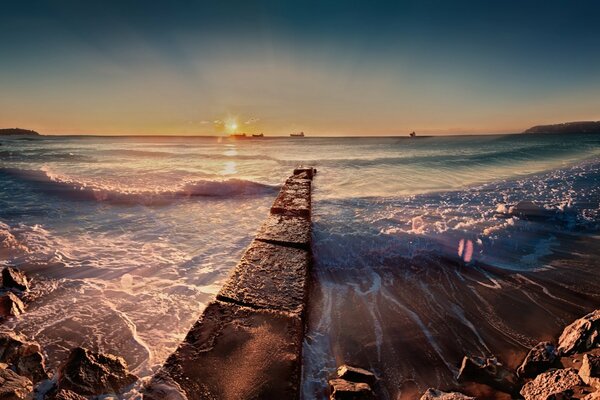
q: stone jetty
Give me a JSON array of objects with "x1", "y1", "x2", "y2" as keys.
[{"x1": 144, "y1": 167, "x2": 317, "y2": 400}]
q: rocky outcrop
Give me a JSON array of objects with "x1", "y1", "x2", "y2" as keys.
[
  {"x1": 57, "y1": 347, "x2": 137, "y2": 396},
  {"x1": 2, "y1": 267, "x2": 29, "y2": 292},
  {"x1": 0, "y1": 365, "x2": 33, "y2": 399},
  {"x1": 336, "y1": 365, "x2": 376, "y2": 386},
  {"x1": 558, "y1": 310, "x2": 600, "y2": 355},
  {"x1": 517, "y1": 341, "x2": 558, "y2": 378},
  {"x1": 523, "y1": 121, "x2": 600, "y2": 134},
  {"x1": 579, "y1": 354, "x2": 600, "y2": 389},
  {"x1": 0, "y1": 292, "x2": 25, "y2": 317},
  {"x1": 520, "y1": 368, "x2": 583, "y2": 400},
  {"x1": 0, "y1": 128, "x2": 40, "y2": 136},
  {"x1": 329, "y1": 378, "x2": 373, "y2": 400},
  {"x1": 457, "y1": 356, "x2": 518, "y2": 394},
  {"x1": 419, "y1": 388, "x2": 475, "y2": 400}
]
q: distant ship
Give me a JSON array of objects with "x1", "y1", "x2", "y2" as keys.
[
  {"x1": 290, "y1": 131, "x2": 305, "y2": 137},
  {"x1": 229, "y1": 133, "x2": 247, "y2": 138},
  {"x1": 409, "y1": 131, "x2": 416, "y2": 138},
  {"x1": 252, "y1": 133, "x2": 264, "y2": 137}
]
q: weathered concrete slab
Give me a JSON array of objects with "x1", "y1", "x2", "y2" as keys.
[
  {"x1": 255, "y1": 214, "x2": 311, "y2": 249},
  {"x1": 145, "y1": 301, "x2": 303, "y2": 400},
  {"x1": 144, "y1": 166, "x2": 316, "y2": 400},
  {"x1": 217, "y1": 240, "x2": 310, "y2": 315},
  {"x1": 270, "y1": 186, "x2": 311, "y2": 218},
  {"x1": 293, "y1": 167, "x2": 317, "y2": 179}
]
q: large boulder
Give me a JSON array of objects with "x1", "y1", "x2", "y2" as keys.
[
  {"x1": 0, "y1": 365, "x2": 33, "y2": 399},
  {"x1": 579, "y1": 353, "x2": 600, "y2": 389},
  {"x1": 57, "y1": 347, "x2": 137, "y2": 396},
  {"x1": 0, "y1": 292, "x2": 25, "y2": 318},
  {"x1": 420, "y1": 388, "x2": 475, "y2": 399},
  {"x1": 0, "y1": 331, "x2": 47, "y2": 383},
  {"x1": 517, "y1": 341, "x2": 558, "y2": 378},
  {"x1": 1, "y1": 267, "x2": 29, "y2": 292},
  {"x1": 558, "y1": 310, "x2": 600, "y2": 355},
  {"x1": 336, "y1": 365, "x2": 376, "y2": 386},
  {"x1": 457, "y1": 356, "x2": 518, "y2": 394},
  {"x1": 329, "y1": 378, "x2": 373, "y2": 400},
  {"x1": 520, "y1": 368, "x2": 583, "y2": 400}
]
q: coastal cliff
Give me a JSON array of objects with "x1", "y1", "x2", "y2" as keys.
[
  {"x1": 0, "y1": 128, "x2": 40, "y2": 136},
  {"x1": 523, "y1": 121, "x2": 600, "y2": 134}
]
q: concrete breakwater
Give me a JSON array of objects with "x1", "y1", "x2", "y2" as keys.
[{"x1": 144, "y1": 167, "x2": 317, "y2": 400}]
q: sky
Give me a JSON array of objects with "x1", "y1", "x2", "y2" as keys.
[{"x1": 1, "y1": 0, "x2": 600, "y2": 136}]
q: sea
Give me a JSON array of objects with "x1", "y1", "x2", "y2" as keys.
[{"x1": 1, "y1": 133, "x2": 599, "y2": 399}]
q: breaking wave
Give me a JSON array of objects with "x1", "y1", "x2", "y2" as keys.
[{"x1": 0, "y1": 167, "x2": 278, "y2": 205}]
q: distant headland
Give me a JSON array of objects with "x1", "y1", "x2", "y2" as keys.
[
  {"x1": 523, "y1": 121, "x2": 600, "y2": 134},
  {"x1": 0, "y1": 128, "x2": 41, "y2": 136}
]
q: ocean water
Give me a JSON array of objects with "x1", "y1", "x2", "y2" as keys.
[{"x1": 1, "y1": 134, "x2": 599, "y2": 398}]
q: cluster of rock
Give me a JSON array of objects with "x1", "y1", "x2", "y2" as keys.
[
  {"x1": 427, "y1": 309, "x2": 600, "y2": 399},
  {"x1": 329, "y1": 364, "x2": 376, "y2": 399},
  {"x1": 0, "y1": 267, "x2": 138, "y2": 399}
]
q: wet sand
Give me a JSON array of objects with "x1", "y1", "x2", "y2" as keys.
[{"x1": 303, "y1": 233, "x2": 600, "y2": 399}]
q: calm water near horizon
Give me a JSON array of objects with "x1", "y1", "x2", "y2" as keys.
[{"x1": 1, "y1": 133, "x2": 600, "y2": 398}]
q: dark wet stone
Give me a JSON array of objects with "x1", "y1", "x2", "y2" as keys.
[
  {"x1": 0, "y1": 292, "x2": 25, "y2": 318},
  {"x1": 57, "y1": 347, "x2": 137, "y2": 396},
  {"x1": 558, "y1": 309, "x2": 600, "y2": 355},
  {"x1": 517, "y1": 341, "x2": 558, "y2": 378},
  {"x1": 217, "y1": 240, "x2": 310, "y2": 315},
  {"x1": 579, "y1": 353, "x2": 600, "y2": 389},
  {"x1": 0, "y1": 366, "x2": 33, "y2": 399},
  {"x1": 510, "y1": 200, "x2": 554, "y2": 220},
  {"x1": 146, "y1": 300, "x2": 303, "y2": 400},
  {"x1": 329, "y1": 378, "x2": 373, "y2": 400},
  {"x1": 336, "y1": 365, "x2": 376, "y2": 386},
  {"x1": 419, "y1": 388, "x2": 475, "y2": 400},
  {"x1": 2, "y1": 267, "x2": 29, "y2": 292},
  {"x1": 457, "y1": 356, "x2": 518, "y2": 394},
  {"x1": 255, "y1": 214, "x2": 311, "y2": 249},
  {"x1": 520, "y1": 368, "x2": 583, "y2": 400}
]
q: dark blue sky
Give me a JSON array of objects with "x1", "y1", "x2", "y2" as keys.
[{"x1": 2, "y1": 0, "x2": 599, "y2": 135}]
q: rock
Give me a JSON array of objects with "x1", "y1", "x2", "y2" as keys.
[
  {"x1": 1, "y1": 267, "x2": 29, "y2": 292},
  {"x1": 0, "y1": 332, "x2": 45, "y2": 383},
  {"x1": 517, "y1": 341, "x2": 558, "y2": 378},
  {"x1": 336, "y1": 365, "x2": 376, "y2": 386},
  {"x1": 558, "y1": 310, "x2": 600, "y2": 355},
  {"x1": 420, "y1": 388, "x2": 475, "y2": 400},
  {"x1": 579, "y1": 354, "x2": 600, "y2": 389},
  {"x1": 0, "y1": 366, "x2": 33, "y2": 399},
  {"x1": 52, "y1": 389, "x2": 87, "y2": 400},
  {"x1": 583, "y1": 392, "x2": 600, "y2": 400},
  {"x1": 0, "y1": 292, "x2": 26, "y2": 318},
  {"x1": 57, "y1": 347, "x2": 137, "y2": 396},
  {"x1": 329, "y1": 378, "x2": 373, "y2": 400},
  {"x1": 16, "y1": 351, "x2": 48, "y2": 383},
  {"x1": 510, "y1": 201, "x2": 554, "y2": 220},
  {"x1": 520, "y1": 368, "x2": 583, "y2": 400},
  {"x1": 457, "y1": 356, "x2": 518, "y2": 394}
]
